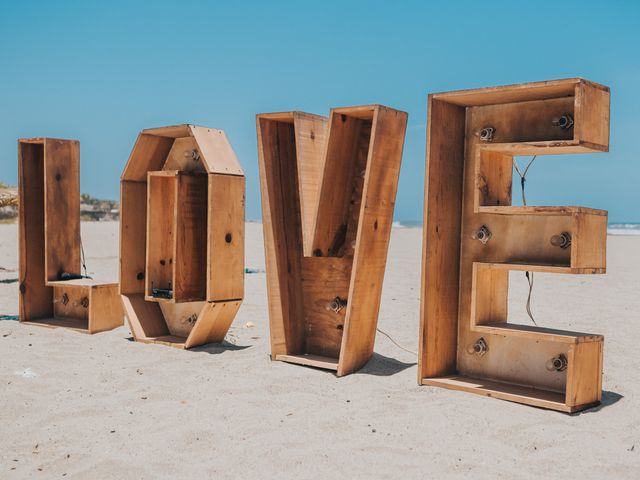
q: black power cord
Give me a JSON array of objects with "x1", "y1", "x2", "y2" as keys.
[{"x1": 513, "y1": 156, "x2": 538, "y2": 326}]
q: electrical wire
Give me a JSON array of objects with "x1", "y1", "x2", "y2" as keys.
[
  {"x1": 376, "y1": 327, "x2": 417, "y2": 355},
  {"x1": 513, "y1": 155, "x2": 537, "y2": 326},
  {"x1": 513, "y1": 155, "x2": 537, "y2": 206},
  {"x1": 79, "y1": 235, "x2": 91, "y2": 279},
  {"x1": 524, "y1": 271, "x2": 537, "y2": 326}
]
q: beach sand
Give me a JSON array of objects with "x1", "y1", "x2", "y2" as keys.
[{"x1": 1, "y1": 222, "x2": 639, "y2": 478}]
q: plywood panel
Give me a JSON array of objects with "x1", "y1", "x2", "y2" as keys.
[
  {"x1": 21, "y1": 317, "x2": 89, "y2": 332},
  {"x1": 572, "y1": 213, "x2": 608, "y2": 270},
  {"x1": 566, "y1": 340, "x2": 603, "y2": 407},
  {"x1": 185, "y1": 300, "x2": 242, "y2": 348},
  {"x1": 276, "y1": 354, "x2": 339, "y2": 371},
  {"x1": 121, "y1": 133, "x2": 174, "y2": 181},
  {"x1": 301, "y1": 257, "x2": 350, "y2": 358},
  {"x1": 475, "y1": 150, "x2": 513, "y2": 209},
  {"x1": 311, "y1": 113, "x2": 372, "y2": 257},
  {"x1": 256, "y1": 117, "x2": 306, "y2": 356},
  {"x1": 431, "y1": 78, "x2": 580, "y2": 107},
  {"x1": 338, "y1": 106, "x2": 408, "y2": 376},
  {"x1": 471, "y1": 264, "x2": 508, "y2": 327},
  {"x1": 476, "y1": 322, "x2": 602, "y2": 344},
  {"x1": 18, "y1": 141, "x2": 52, "y2": 321},
  {"x1": 460, "y1": 333, "x2": 569, "y2": 393},
  {"x1": 163, "y1": 136, "x2": 206, "y2": 173},
  {"x1": 44, "y1": 139, "x2": 80, "y2": 282},
  {"x1": 207, "y1": 174, "x2": 245, "y2": 302},
  {"x1": 190, "y1": 126, "x2": 244, "y2": 176},
  {"x1": 575, "y1": 81, "x2": 610, "y2": 149},
  {"x1": 418, "y1": 98, "x2": 465, "y2": 380},
  {"x1": 53, "y1": 284, "x2": 89, "y2": 322},
  {"x1": 174, "y1": 173, "x2": 207, "y2": 302},
  {"x1": 293, "y1": 113, "x2": 328, "y2": 256},
  {"x1": 120, "y1": 181, "x2": 147, "y2": 295},
  {"x1": 468, "y1": 97, "x2": 574, "y2": 144},
  {"x1": 159, "y1": 301, "x2": 204, "y2": 338},
  {"x1": 122, "y1": 293, "x2": 169, "y2": 340},
  {"x1": 88, "y1": 283, "x2": 123, "y2": 333},
  {"x1": 145, "y1": 172, "x2": 177, "y2": 299},
  {"x1": 142, "y1": 125, "x2": 191, "y2": 138},
  {"x1": 422, "y1": 376, "x2": 570, "y2": 412}
]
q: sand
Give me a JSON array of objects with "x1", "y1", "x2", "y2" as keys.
[{"x1": 1, "y1": 221, "x2": 639, "y2": 479}]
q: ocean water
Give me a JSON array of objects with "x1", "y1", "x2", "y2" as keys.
[
  {"x1": 394, "y1": 221, "x2": 640, "y2": 236},
  {"x1": 607, "y1": 223, "x2": 640, "y2": 236}
]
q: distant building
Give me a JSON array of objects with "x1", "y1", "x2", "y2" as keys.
[
  {"x1": 0, "y1": 188, "x2": 18, "y2": 220},
  {"x1": 0, "y1": 186, "x2": 120, "y2": 222}
]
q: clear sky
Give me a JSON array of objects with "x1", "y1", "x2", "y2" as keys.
[{"x1": 1, "y1": 0, "x2": 638, "y2": 222}]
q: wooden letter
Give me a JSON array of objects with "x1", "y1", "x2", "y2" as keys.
[
  {"x1": 419, "y1": 79, "x2": 610, "y2": 412},
  {"x1": 257, "y1": 106, "x2": 408, "y2": 376},
  {"x1": 18, "y1": 138, "x2": 122, "y2": 333},
  {"x1": 120, "y1": 125, "x2": 245, "y2": 349}
]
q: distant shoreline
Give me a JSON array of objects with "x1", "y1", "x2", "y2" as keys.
[{"x1": 3, "y1": 218, "x2": 640, "y2": 236}]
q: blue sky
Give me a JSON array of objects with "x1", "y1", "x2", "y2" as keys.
[{"x1": 1, "y1": 0, "x2": 638, "y2": 222}]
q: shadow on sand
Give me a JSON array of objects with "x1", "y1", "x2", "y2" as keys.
[
  {"x1": 124, "y1": 336, "x2": 250, "y2": 355},
  {"x1": 192, "y1": 342, "x2": 251, "y2": 354},
  {"x1": 571, "y1": 390, "x2": 624, "y2": 415},
  {"x1": 358, "y1": 352, "x2": 416, "y2": 377}
]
